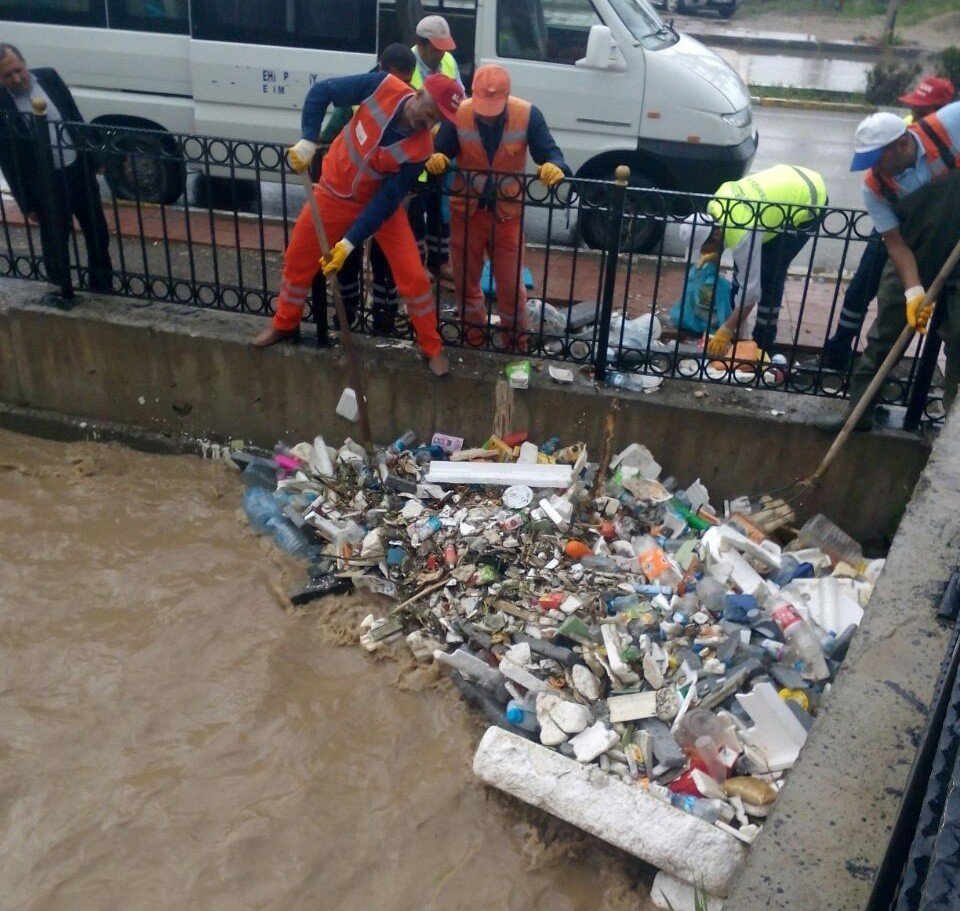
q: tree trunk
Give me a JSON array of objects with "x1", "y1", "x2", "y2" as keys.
[
  {"x1": 395, "y1": 0, "x2": 424, "y2": 46},
  {"x1": 882, "y1": 0, "x2": 900, "y2": 44}
]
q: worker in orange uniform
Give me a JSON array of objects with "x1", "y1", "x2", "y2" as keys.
[
  {"x1": 251, "y1": 70, "x2": 463, "y2": 376},
  {"x1": 426, "y1": 64, "x2": 568, "y2": 350}
]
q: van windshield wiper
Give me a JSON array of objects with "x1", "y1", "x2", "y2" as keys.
[{"x1": 643, "y1": 22, "x2": 678, "y2": 41}]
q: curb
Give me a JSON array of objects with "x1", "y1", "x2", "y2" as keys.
[
  {"x1": 689, "y1": 29, "x2": 938, "y2": 60},
  {"x1": 750, "y1": 95, "x2": 877, "y2": 114}
]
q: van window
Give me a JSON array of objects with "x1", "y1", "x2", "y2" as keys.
[
  {"x1": 0, "y1": 0, "x2": 106, "y2": 27},
  {"x1": 497, "y1": 0, "x2": 602, "y2": 65},
  {"x1": 108, "y1": 0, "x2": 188, "y2": 34},
  {"x1": 192, "y1": 0, "x2": 376, "y2": 53}
]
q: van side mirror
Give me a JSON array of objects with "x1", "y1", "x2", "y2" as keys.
[{"x1": 575, "y1": 25, "x2": 627, "y2": 72}]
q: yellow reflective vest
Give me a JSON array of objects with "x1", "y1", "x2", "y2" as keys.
[{"x1": 706, "y1": 164, "x2": 828, "y2": 249}]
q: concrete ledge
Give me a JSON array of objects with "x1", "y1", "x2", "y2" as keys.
[
  {"x1": 473, "y1": 726, "x2": 747, "y2": 896},
  {"x1": 651, "y1": 871, "x2": 724, "y2": 911},
  {"x1": 751, "y1": 95, "x2": 876, "y2": 114},
  {"x1": 691, "y1": 29, "x2": 936, "y2": 60},
  {"x1": 725, "y1": 411, "x2": 960, "y2": 909},
  {"x1": 0, "y1": 280, "x2": 930, "y2": 547}
]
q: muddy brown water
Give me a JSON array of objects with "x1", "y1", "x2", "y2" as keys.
[{"x1": 0, "y1": 430, "x2": 655, "y2": 911}]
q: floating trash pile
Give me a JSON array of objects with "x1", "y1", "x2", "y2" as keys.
[{"x1": 237, "y1": 429, "x2": 880, "y2": 852}]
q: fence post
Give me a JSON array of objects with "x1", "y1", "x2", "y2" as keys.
[
  {"x1": 31, "y1": 97, "x2": 74, "y2": 309},
  {"x1": 903, "y1": 290, "x2": 949, "y2": 430},
  {"x1": 593, "y1": 164, "x2": 629, "y2": 384}
]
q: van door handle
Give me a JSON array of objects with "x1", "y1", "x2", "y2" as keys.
[{"x1": 576, "y1": 117, "x2": 633, "y2": 128}]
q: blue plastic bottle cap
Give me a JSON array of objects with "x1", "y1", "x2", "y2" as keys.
[{"x1": 505, "y1": 705, "x2": 524, "y2": 725}]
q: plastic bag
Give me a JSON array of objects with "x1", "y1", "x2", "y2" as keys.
[{"x1": 669, "y1": 262, "x2": 733, "y2": 335}]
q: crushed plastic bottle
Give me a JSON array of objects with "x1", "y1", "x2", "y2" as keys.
[{"x1": 243, "y1": 486, "x2": 283, "y2": 533}]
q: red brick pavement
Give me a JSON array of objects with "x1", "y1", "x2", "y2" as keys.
[{"x1": 2, "y1": 194, "x2": 855, "y2": 347}]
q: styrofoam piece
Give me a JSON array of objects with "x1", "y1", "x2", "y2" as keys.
[
  {"x1": 310, "y1": 435, "x2": 335, "y2": 477},
  {"x1": 335, "y1": 387, "x2": 359, "y2": 422},
  {"x1": 781, "y1": 577, "x2": 864, "y2": 635},
  {"x1": 607, "y1": 691, "x2": 658, "y2": 723},
  {"x1": 473, "y1": 727, "x2": 747, "y2": 896},
  {"x1": 517, "y1": 441, "x2": 540, "y2": 464},
  {"x1": 600, "y1": 623, "x2": 641, "y2": 684},
  {"x1": 425, "y1": 461, "x2": 573, "y2": 488},
  {"x1": 499, "y1": 658, "x2": 550, "y2": 692},
  {"x1": 735, "y1": 681, "x2": 808, "y2": 771},
  {"x1": 719, "y1": 551, "x2": 766, "y2": 599},
  {"x1": 570, "y1": 721, "x2": 619, "y2": 762},
  {"x1": 433, "y1": 649, "x2": 503, "y2": 690},
  {"x1": 651, "y1": 871, "x2": 725, "y2": 911},
  {"x1": 548, "y1": 365, "x2": 575, "y2": 384},
  {"x1": 572, "y1": 664, "x2": 601, "y2": 700}
]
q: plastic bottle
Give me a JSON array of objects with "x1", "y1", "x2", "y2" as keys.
[
  {"x1": 443, "y1": 543, "x2": 458, "y2": 568},
  {"x1": 694, "y1": 735, "x2": 728, "y2": 781},
  {"x1": 674, "y1": 708, "x2": 726, "y2": 752},
  {"x1": 672, "y1": 592, "x2": 699, "y2": 624},
  {"x1": 797, "y1": 514, "x2": 865, "y2": 571},
  {"x1": 646, "y1": 781, "x2": 724, "y2": 823},
  {"x1": 768, "y1": 554, "x2": 815, "y2": 588},
  {"x1": 389, "y1": 430, "x2": 416, "y2": 454},
  {"x1": 634, "y1": 534, "x2": 681, "y2": 586},
  {"x1": 243, "y1": 486, "x2": 283, "y2": 533},
  {"x1": 770, "y1": 603, "x2": 831, "y2": 681},
  {"x1": 607, "y1": 371, "x2": 661, "y2": 393},
  {"x1": 696, "y1": 576, "x2": 726, "y2": 614},
  {"x1": 412, "y1": 516, "x2": 442, "y2": 542},
  {"x1": 505, "y1": 698, "x2": 540, "y2": 732},
  {"x1": 241, "y1": 459, "x2": 278, "y2": 491},
  {"x1": 266, "y1": 516, "x2": 310, "y2": 558}
]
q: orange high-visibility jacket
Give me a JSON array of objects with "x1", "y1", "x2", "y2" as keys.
[
  {"x1": 321, "y1": 74, "x2": 433, "y2": 204},
  {"x1": 865, "y1": 111, "x2": 957, "y2": 204},
  {"x1": 451, "y1": 96, "x2": 531, "y2": 219}
]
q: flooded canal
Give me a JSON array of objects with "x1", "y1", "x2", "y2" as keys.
[{"x1": 0, "y1": 429, "x2": 652, "y2": 911}]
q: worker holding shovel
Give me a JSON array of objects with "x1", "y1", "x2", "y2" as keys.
[
  {"x1": 251, "y1": 69, "x2": 462, "y2": 377},
  {"x1": 822, "y1": 102, "x2": 960, "y2": 431}
]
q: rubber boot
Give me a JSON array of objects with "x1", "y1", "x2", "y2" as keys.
[{"x1": 816, "y1": 372, "x2": 876, "y2": 433}]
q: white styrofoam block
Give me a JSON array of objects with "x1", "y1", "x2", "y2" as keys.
[
  {"x1": 651, "y1": 871, "x2": 725, "y2": 911},
  {"x1": 735, "y1": 681, "x2": 808, "y2": 771},
  {"x1": 425, "y1": 461, "x2": 573, "y2": 488},
  {"x1": 473, "y1": 727, "x2": 747, "y2": 896}
]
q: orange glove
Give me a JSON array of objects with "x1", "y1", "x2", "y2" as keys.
[
  {"x1": 706, "y1": 325, "x2": 734, "y2": 358},
  {"x1": 905, "y1": 286, "x2": 933, "y2": 335},
  {"x1": 425, "y1": 153, "x2": 450, "y2": 176},
  {"x1": 320, "y1": 239, "x2": 354, "y2": 276}
]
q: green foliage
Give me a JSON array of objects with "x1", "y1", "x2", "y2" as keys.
[
  {"x1": 939, "y1": 46, "x2": 960, "y2": 89},
  {"x1": 865, "y1": 56, "x2": 922, "y2": 104}
]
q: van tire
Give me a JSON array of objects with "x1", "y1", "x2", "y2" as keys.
[
  {"x1": 577, "y1": 168, "x2": 666, "y2": 255},
  {"x1": 717, "y1": 3, "x2": 737, "y2": 18},
  {"x1": 95, "y1": 118, "x2": 185, "y2": 206}
]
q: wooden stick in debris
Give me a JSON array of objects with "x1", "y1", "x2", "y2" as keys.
[
  {"x1": 389, "y1": 577, "x2": 450, "y2": 616},
  {"x1": 592, "y1": 396, "x2": 620, "y2": 499}
]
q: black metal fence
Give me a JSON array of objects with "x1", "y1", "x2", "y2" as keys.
[{"x1": 0, "y1": 106, "x2": 946, "y2": 427}]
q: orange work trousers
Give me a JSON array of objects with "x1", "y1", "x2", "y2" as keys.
[
  {"x1": 450, "y1": 208, "x2": 526, "y2": 347},
  {"x1": 273, "y1": 185, "x2": 442, "y2": 358}
]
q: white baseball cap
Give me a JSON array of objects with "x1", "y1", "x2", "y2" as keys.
[
  {"x1": 850, "y1": 112, "x2": 907, "y2": 171},
  {"x1": 416, "y1": 15, "x2": 456, "y2": 52},
  {"x1": 678, "y1": 212, "x2": 717, "y2": 253}
]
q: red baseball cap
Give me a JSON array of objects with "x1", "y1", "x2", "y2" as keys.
[
  {"x1": 898, "y1": 75, "x2": 956, "y2": 109},
  {"x1": 423, "y1": 73, "x2": 463, "y2": 123},
  {"x1": 472, "y1": 64, "x2": 510, "y2": 117}
]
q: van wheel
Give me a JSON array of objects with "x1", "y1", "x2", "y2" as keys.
[
  {"x1": 717, "y1": 3, "x2": 737, "y2": 18},
  {"x1": 101, "y1": 125, "x2": 185, "y2": 206},
  {"x1": 577, "y1": 169, "x2": 666, "y2": 255},
  {"x1": 666, "y1": 0, "x2": 686, "y2": 13}
]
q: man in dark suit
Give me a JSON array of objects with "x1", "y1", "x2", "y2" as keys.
[{"x1": 0, "y1": 44, "x2": 112, "y2": 292}]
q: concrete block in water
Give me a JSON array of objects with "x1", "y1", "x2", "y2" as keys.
[{"x1": 472, "y1": 726, "x2": 747, "y2": 896}]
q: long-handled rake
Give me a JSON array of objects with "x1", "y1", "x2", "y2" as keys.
[
  {"x1": 296, "y1": 167, "x2": 374, "y2": 454},
  {"x1": 748, "y1": 234, "x2": 960, "y2": 533}
]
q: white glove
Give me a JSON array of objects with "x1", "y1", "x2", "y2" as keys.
[{"x1": 288, "y1": 139, "x2": 318, "y2": 173}]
